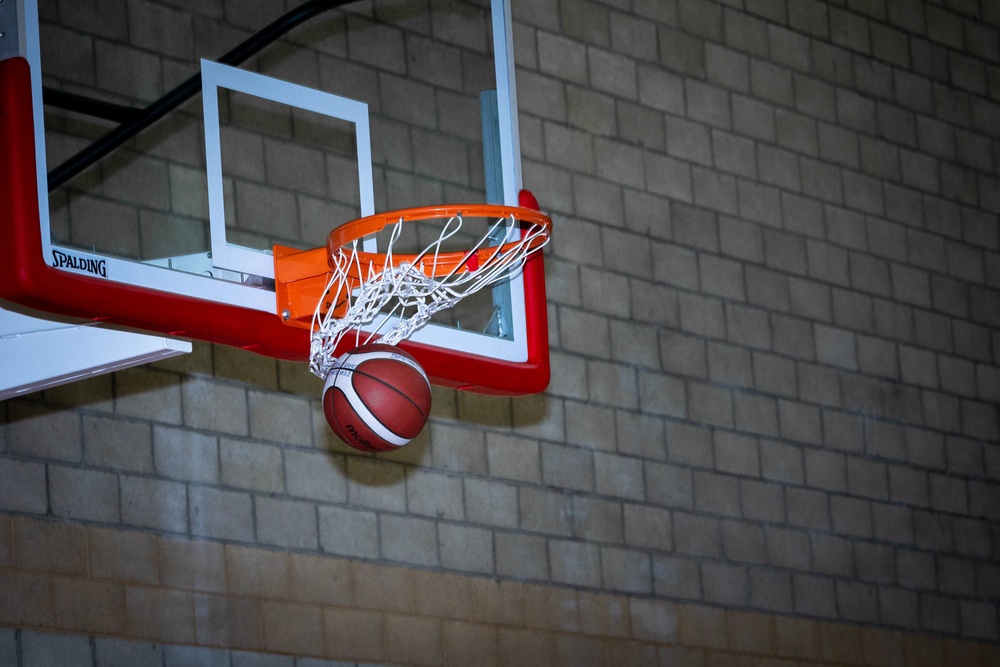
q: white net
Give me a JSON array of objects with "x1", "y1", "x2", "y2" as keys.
[{"x1": 309, "y1": 211, "x2": 550, "y2": 379}]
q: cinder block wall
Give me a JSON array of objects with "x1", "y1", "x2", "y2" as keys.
[{"x1": 2, "y1": 0, "x2": 999, "y2": 665}]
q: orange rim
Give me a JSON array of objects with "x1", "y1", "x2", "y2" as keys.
[{"x1": 326, "y1": 204, "x2": 552, "y2": 277}]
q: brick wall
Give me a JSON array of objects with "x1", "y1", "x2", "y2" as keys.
[{"x1": 2, "y1": 0, "x2": 999, "y2": 665}]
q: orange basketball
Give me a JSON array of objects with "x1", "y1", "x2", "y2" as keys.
[{"x1": 323, "y1": 344, "x2": 432, "y2": 452}]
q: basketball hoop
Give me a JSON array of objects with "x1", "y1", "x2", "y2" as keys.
[{"x1": 299, "y1": 200, "x2": 552, "y2": 380}]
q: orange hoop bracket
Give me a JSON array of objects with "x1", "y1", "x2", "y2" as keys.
[{"x1": 274, "y1": 203, "x2": 552, "y2": 329}]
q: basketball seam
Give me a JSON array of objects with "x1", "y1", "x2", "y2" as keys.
[
  {"x1": 322, "y1": 345, "x2": 431, "y2": 450},
  {"x1": 346, "y1": 349, "x2": 430, "y2": 382},
  {"x1": 351, "y1": 368, "x2": 430, "y2": 418},
  {"x1": 330, "y1": 386, "x2": 391, "y2": 451},
  {"x1": 326, "y1": 367, "x2": 416, "y2": 447},
  {"x1": 324, "y1": 388, "x2": 374, "y2": 451},
  {"x1": 332, "y1": 380, "x2": 410, "y2": 448}
]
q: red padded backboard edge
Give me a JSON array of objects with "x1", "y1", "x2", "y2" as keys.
[{"x1": 0, "y1": 57, "x2": 549, "y2": 395}]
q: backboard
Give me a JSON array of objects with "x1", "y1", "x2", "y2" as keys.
[{"x1": 0, "y1": 0, "x2": 549, "y2": 395}]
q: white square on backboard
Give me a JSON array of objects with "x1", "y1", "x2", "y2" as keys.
[{"x1": 200, "y1": 59, "x2": 375, "y2": 279}]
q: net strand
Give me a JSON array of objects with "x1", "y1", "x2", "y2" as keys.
[{"x1": 309, "y1": 212, "x2": 549, "y2": 379}]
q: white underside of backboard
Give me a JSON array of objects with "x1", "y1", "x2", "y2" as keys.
[{"x1": 0, "y1": 303, "x2": 191, "y2": 400}]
